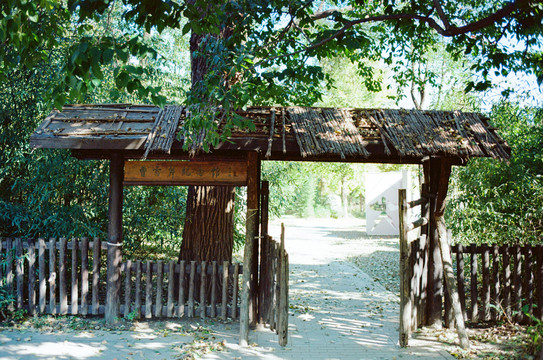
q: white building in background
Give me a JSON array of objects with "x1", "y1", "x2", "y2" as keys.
[{"x1": 365, "y1": 170, "x2": 417, "y2": 236}]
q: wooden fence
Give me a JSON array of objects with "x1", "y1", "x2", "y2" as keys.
[
  {"x1": 450, "y1": 244, "x2": 543, "y2": 324},
  {"x1": 0, "y1": 238, "x2": 243, "y2": 319}
]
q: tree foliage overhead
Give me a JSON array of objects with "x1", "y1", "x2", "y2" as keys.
[{"x1": 2, "y1": 0, "x2": 541, "y2": 147}]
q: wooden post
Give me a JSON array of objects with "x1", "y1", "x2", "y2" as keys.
[
  {"x1": 92, "y1": 238, "x2": 101, "y2": 315},
  {"x1": 424, "y1": 158, "x2": 444, "y2": 328},
  {"x1": 240, "y1": 152, "x2": 259, "y2": 346},
  {"x1": 399, "y1": 189, "x2": 411, "y2": 347},
  {"x1": 482, "y1": 246, "x2": 490, "y2": 321},
  {"x1": 259, "y1": 181, "x2": 270, "y2": 324},
  {"x1": 437, "y1": 217, "x2": 470, "y2": 349},
  {"x1": 105, "y1": 152, "x2": 124, "y2": 324},
  {"x1": 278, "y1": 225, "x2": 288, "y2": 347},
  {"x1": 456, "y1": 244, "x2": 467, "y2": 321},
  {"x1": 470, "y1": 245, "x2": 478, "y2": 322},
  {"x1": 49, "y1": 238, "x2": 56, "y2": 314}
]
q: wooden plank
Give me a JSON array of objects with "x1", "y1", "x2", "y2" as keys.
[
  {"x1": 59, "y1": 238, "x2": 68, "y2": 314},
  {"x1": 211, "y1": 261, "x2": 217, "y2": 318},
  {"x1": 15, "y1": 238, "x2": 24, "y2": 310},
  {"x1": 124, "y1": 160, "x2": 248, "y2": 186},
  {"x1": 470, "y1": 244, "x2": 478, "y2": 323},
  {"x1": 482, "y1": 246, "x2": 490, "y2": 321},
  {"x1": 188, "y1": 261, "x2": 196, "y2": 317},
  {"x1": 167, "y1": 261, "x2": 175, "y2": 317},
  {"x1": 437, "y1": 217, "x2": 470, "y2": 349},
  {"x1": 178, "y1": 261, "x2": 185, "y2": 318},
  {"x1": 538, "y1": 245, "x2": 543, "y2": 321},
  {"x1": 200, "y1": 261, "x2": 207, "y2": 319},
  {"x1": 80, "y1": 238, "x2": 89, "y2": 316},
  {"x1": 491, "y1": 245, "x2": 500, "y2": 321},
  {"x1": 49, "y1": 238, "x2": 56, "y2": 314},
  {"x1": 145, "y1": 260, "x2": 152, "y2": 319},
  {"x1": 513, "y1": 245, "x2": 522, "y2": 323},
  {"x1": 232, "y1": 263, "x2": 239, "y2": 320},
  {"x1": 135, "y1": 260, "x2": 142, "y2": 319},
  {"x1": 71, "y1": 238, "x2": 79, "y2": 315},
  {"x1": 399, "y1": 189, "x2": 411, "y2": 347},
  {"x1": 92, "y1": 238, "x2": 101, "y2": 315},
  {"x1": 502, "y1": 245, "x2": 511, "y2": 318},
  {"x1": 456, "y1": 244, "x2": 467, "y2": 321},
  {"x1": 38, "y1": 238, "x2": 46, "y2": 313},
  {"x1": 28, "y1": 239, "x2": 36, "y2": 315},
  {"x1": 221, "y1": 261, "x2": 229, "y2": 320},
  {"x1": 124, "y1": 260, "x2": 132, "y2": 317},
  {"x1": 155, "y1": 260, "x2": 163, "y2": 317}
]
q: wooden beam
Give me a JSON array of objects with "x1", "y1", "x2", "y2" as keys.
[
  {"x1": 105, "y1": 152, "x2": 124, "y2": 324},
  {"x1": 240, "y1": 151, "x2": 259, "y2": 346}
]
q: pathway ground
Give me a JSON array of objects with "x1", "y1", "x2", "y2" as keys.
[{"x1": 0, "y1": 217, "x2": 454, "y2": 360}]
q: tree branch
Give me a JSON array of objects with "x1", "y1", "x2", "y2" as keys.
[{"x1": 433, "y1": 0, "x2": 451, "y2": 30}]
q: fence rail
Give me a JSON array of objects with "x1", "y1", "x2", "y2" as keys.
[
  {"x1": 0, "y1": 238, "x2": 243, "y2": 319},
  {"x1": 451, "y1": 244, "x2": 543, "y2": 324}
]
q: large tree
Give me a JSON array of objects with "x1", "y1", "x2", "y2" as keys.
[{"x1": 2, "y1": 0, "x2": 541, "y2": 261}]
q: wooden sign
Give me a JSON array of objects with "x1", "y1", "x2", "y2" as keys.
[{"x1": 124, "y1": 160, "x2": 248, "y2": 186}]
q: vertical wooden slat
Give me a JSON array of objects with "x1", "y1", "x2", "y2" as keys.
[
  {"x1": 482, "y1": 246, "x2": 490, "y2": 321},
  {"x1": 178, "y1": 261, "x2": 186, "y2": 317},
  {"x1": 155, "y1": 261, "x2": 163, "y2": 317},
  {"x1": 278, "y1": 229, "x2": 289, "y2": 347},
  {"x1": 444, "y1": 284, "x2": 452, "y2": 328},
  {"x1": 200, "y1": 261, "x2": 207, "y2": 319},
  {"x1": 514, "y1": 245, "x2": 522, "y2": 323},
  {"x1": 188, "y1": 261, "x2": 196, "y2": 317},
  {"x1": 49, "y1": 238, "x2": 56, "y2": 314},
  {"x1": 524, "y1": 247, "x2": 533, "y2": 322},
  {"x1": 80, "y1": 238, "x2": 89, "y2": 316},
  {"x1": 15, "y1": 238, "x2": 24, "y2": 310},
  {"x1": 221, "y1": 261, "x2": 229, "y2": 320},
  {"x1": 145, "y1": 260, "x2": 152, "y2": 319},
  {"x1": 456, "y1": 244, "x2": 467, "y2": 321},
  {"x1": 259, "y1": 181, "x2": 270, "y2": 325},
  {"x1": 491, "y1": 245, "x2": 500, "y2": 321},
  {"x1": 135, "y1": 260, "x2": 142, "y2": 319},
  {"x1": 59, "y1": 238, "x2": 68, "y2": 314},
  {"x1": 232, "y1": 263, "x2": 239, "y2": 320},
  {"x1": 71, "y1": 238, "x2": 79, "y2": 315},
  {"x1": 167, "y1": 261, "x2": 175, "y2": 317},
  {"x1": 537, "y1": 245, "x2": 543, "y2": 321},
  {"x1": 124, "y1": 259, "x2": 132, "y2": 317},
  {"x1": 38, "y1": 238, "x2": 46, "y2": 313},
  {"x1": 28, "y1": 239, "x2": 36, "y2": 315},
  {"x1": 211, "y1": 261, "x2": 217, "y2": 318},
  {"x1": 5, "y1": 239, "x2": 14, "y2": 297},
  {"x1": 470, "y1": 244, "x2": 478, "y2": 323},
  {"x1": 503, "y1": 245, "x2": 511, "y2": 318},
  {"x1": 92, "y1": 238, "x2": 101, "y2": 315}
]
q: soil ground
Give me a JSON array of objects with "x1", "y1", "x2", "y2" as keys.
[{"x1": 0, "y1": 217, "x2": 530, "y2": 359}]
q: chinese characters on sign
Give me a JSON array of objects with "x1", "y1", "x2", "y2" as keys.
[{"x1": 124, "y1": 160, "x2": 247, "y2": 186}]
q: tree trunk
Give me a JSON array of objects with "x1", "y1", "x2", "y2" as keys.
[
  {"x1": 179, "y1": 185, "x2": 235, "y2": 262},
  {"x1": 178, "y1": 23, "x2": 237, "y2": 263}
]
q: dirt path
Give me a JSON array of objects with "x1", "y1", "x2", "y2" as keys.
[{"x1": 0, "y1": 217, "x2": 454, "y2": 359}]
